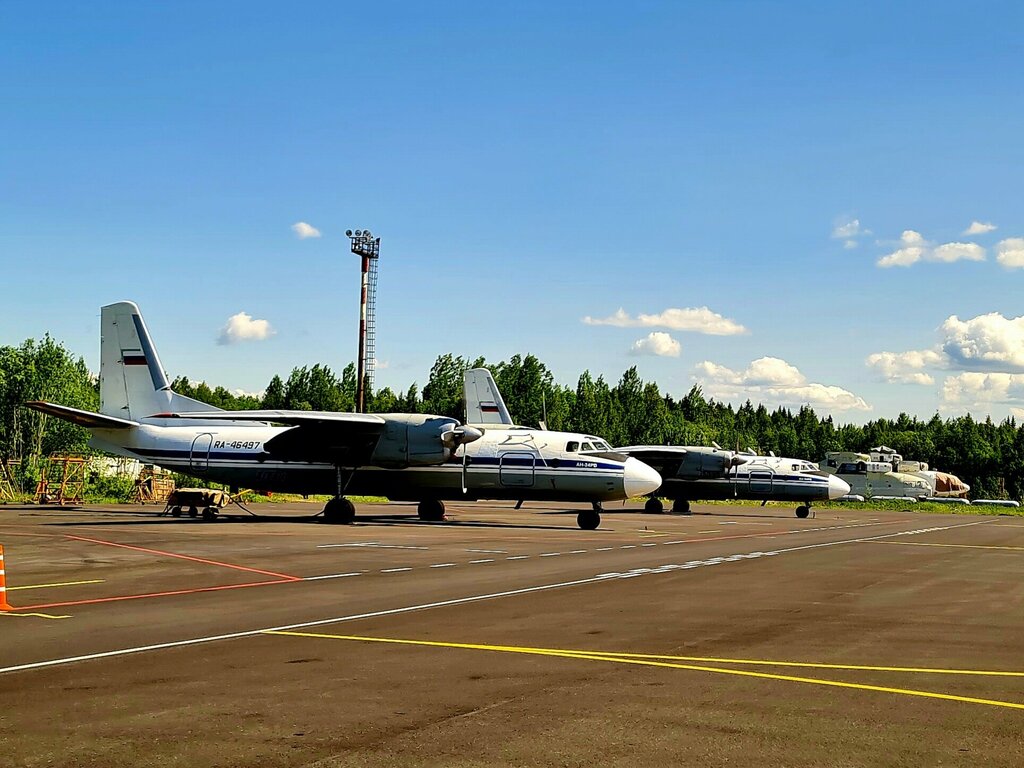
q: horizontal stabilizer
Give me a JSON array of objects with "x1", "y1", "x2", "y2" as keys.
[
  {"x1": 25, "y1": 401, "x2": 139, "y2": 430},
  {"x1": 164, "y1": 409, "x2": 387, "y2": 428}
]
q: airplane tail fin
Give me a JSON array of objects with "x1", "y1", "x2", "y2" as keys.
[
  {"x1": 100, "y1": 302, "x2": 223, "y2": 421},
  {"x1": 463, "y1": 368, "x2": 514, "y2": 426}
]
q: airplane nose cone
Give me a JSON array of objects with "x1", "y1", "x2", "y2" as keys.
[
  {"x1": 828, "y1": 474, "x2": 851, "y2": 499},
  {"x1": 624, "y1": 457, "x2": 663, "y2": 498}
]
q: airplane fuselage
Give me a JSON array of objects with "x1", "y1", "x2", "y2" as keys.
[{"x1": 90, "y1": 423, "x2": 653, "y2": 503}]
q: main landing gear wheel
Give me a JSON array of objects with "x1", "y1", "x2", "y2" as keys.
[
  {"x1": 795, "y1": 505, "x2": 810, "y2": 519},
  {"x1": 323, "y1": 497, "x2": 356, "y2": 524},
  {"x1": 577, "y1": 508, "x2": 601, "y2": 530},
  {"x1": 170, "y1": 506, "x2": 182, "y2": 518},
  {"x1": 201, "y1": 507, "x2": 218, "y2": 521},
  {"x1": 671, "y1": 498, "x2": 691, "y2": 516},
  {"x1": 644, "y1": 497, "x2": 664, "y2": 514},
  {"x1": 418, "y1": 499, "x2": 446, "y2": 522}
]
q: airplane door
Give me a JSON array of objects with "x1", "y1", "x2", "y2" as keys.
[
  {"x1": 499, "y1": 451, "x2": 536, "y2": 488},
  {"x1": 748, "y1": 470, "x2": 774, "y2": 495},
  {"x1": 190, "y1": 433, "x2": 213, "y2": 474}
]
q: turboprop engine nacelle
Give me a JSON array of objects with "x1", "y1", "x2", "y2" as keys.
[
  {"x1": 674, "y1": 446, "x2": 745, "y2": 480},
  {"x1": 371, "y1": 415, "x2": 483, "y2": 468}
]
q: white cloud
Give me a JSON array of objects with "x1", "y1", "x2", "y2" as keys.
[
  {"x1": 217, "y1": 312, "x2": 275, "y2": 345},
  {"x1": 629, "y1": 332, "x2": 681, "y2": 357},
  {"x1": 964, "y1": 221, "x2": 997, "y2": 235},
  {"x1": 941, "y1": 372, "x2": 1024, "y2": 408},
  {"x1": 930, "y1": 242, "x2": 985, "y2": 263},
  {"x1": 877, "y1": 229, "x2": 986, "y2": 268},
  {"x1": 832, "y1": 218, "x2": 864, "y2": 239},
  {"x1": 583, "y1": 307, "x2": 748, "y2": 336},
  {"x1": 877, "y1": 230, "x2": 927, "y2": 268},
  {"x1": 941, "y1": 313, "x2": 1024, "y2": 372},
  {"x1": 694, "y1": 356, "x2": 870, "y2": 412},
  {"x1": 996, "y1": 238, "x2": 1024, "y2": 269},
  {"x1": 291, "y1": 221, "x2": 322, "y2": 239},
  {"x1": 865, "y1": 349, "x2": 944, "y2": 385},
  {"x1": 843, "y1": 239, "x2": 858, "y2": 250},
  {"x1": 231, "y1": 388, "x2": 265, "y2": 399}
]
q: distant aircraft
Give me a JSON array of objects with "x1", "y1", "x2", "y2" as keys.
[
  {"x1": 868, "y1": 446, "x2": 970, "y2": 498},
  {"x1": 615, "y1": 448, "x2": 850, "y2": 518},
  {"x1": 461, "y1": 370, "x2": 849, "y2": 518},
  {"x1": 820, "y1": 451, "x2": 932, "y2": 500},
  {"x1": 27, "y1": 302, "x2": 660, "y2": 529}
]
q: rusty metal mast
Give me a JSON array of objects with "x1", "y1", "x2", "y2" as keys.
[{"x1": 346, "y1": 229, "x2": 380, "y2": 413}]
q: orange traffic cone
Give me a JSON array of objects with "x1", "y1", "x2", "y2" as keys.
[{"x1": 0, "y1": 544, "x2": 12, "y2": 610}]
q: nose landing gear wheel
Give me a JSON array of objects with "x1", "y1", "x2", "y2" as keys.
[
  {"x1": 795, "y1": 505, "x2": 810, "y2": 519},
  {"x1": 577, "y1": 509, "x2": 601, "y2": 530},
  {"x1": 418, "y1": 499, "x2": 446, "y2": 522},
  {"x1": 323, "y1": 497, "x2": 356, "y2": 524},
  {"x1": 644, "y1": 497, "x2": 664, "y2": 514}
]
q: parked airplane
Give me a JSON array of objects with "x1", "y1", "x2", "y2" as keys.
[
  {"x1": 26, "y1": 302, "x2": 661, "y2": 530},
  {"x1": 616, "y1": 448, "x2": 850, "y2": 518},
  {"x1": 461, "y1": 369, "x2": 849, "y2": 518}
]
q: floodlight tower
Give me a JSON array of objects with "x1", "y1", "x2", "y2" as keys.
[{"x1": 346, "y1": 229, "x2": 380, "y2": 413}]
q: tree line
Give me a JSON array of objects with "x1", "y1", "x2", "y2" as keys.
[{"x1": 2, "y1": 338, "x2": 1022, "y2": 500}]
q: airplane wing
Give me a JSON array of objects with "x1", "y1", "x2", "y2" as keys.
[
  {"x1": 165, "y1": 410, "x2": 386, "y2": 427},
  {"x1": 24, "y1": 401, "x2": 139, "y2": 429},
  {"x1": 167, "y1": 410, "x2": 389, "y2": 463}
]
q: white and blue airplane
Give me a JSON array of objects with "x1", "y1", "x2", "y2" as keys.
[
  {"x1": 463, "y1": 369, "x2": 849, "y2": 518},
  {"x1": 27, "y1": 302, "x2": 661, "y2": 529}
]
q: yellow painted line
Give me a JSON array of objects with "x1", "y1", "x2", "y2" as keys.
[
  {"x1": 871, "y1": 541, "x2": 1024, "y2": 552},
  {"x1": 263, "y1": 631, "x2": 1024, "y2": 711},
  {"x1": 8, "y1": 579, "x2": 105, "y2": 592},
  {"x1": 0, "y1": 612, "x2": 71, "y2": 620}
]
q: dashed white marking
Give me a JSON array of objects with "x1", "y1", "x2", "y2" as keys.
[
  {"x1": 595, "y1": 547, "x2": 614, "y2": 552},
  {"x1": 568, "y1": 549, "x2": 587, "y2": 555},
  {"x1": 469, "y1": 559, "x2": 495, "y2": 564},
  {"x1": 641, "y1": 543, "x2": 657, "y2": 547},
  {"x1": 303, "y1": 572, "x2": 363, "y2": 581},
  {"x1": 620, "y1": 545, "x2": 636, "y2": 549},
  {"x1": 662, "y1": 540, "x2": 685, "y2": 545},
  {"x1": 467, "y1": 549, "x2": 507, "y2": 554},
  {"x1": 430, "y1": 563, "x2": 456, "y2": 569},
  {"x1": 540, "y1": 552, "x2": 562, "y2": 557},
  {"x1": 506, "y1": 555, "x2": 529, "y2": 561},
  {"x1": 380, "y1": 567, "x2": 412, "y2": 573}
]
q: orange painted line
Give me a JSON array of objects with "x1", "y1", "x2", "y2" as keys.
[
  {"x1": 63, "y1": 534, "x2": 301, "y2": 581},
  {"x1": 16, "y1": 578, "x2": 293, "y2": 610}
]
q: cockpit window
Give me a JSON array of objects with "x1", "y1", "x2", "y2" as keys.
[
  {"x1": 565, "y1": 441, "x2": 579, "y2": 452},
  {"x1": 581, "y1": 442, "x2": 595, "y2": 451},
  {"x1": 594, "y1": 441, "x2": 610, "y2": 450}
]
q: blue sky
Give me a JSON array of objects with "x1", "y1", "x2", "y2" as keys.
[{"x1": 3, "y1": 1, "x2": 1023, "y2": 423}]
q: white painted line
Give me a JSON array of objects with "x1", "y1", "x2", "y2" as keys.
[
  {"x1": 568, "y1": 550, "x2": 587, "y2": 555},
  {"x1": 662, "y1": 541, "x2": 685, "y2": 545},
  {"x1": 506, "y1": 555, "x2": 529, "y2": 560},
  {"x1": 0, "y1": 572, "x2": 624, "y2": 676},
  {"x1": 595, "y1": 547, "x2": 614, "y2": 552},
  {"x1": 620, "y1": 545, "x2": 636, "y2": 549},
  {"x1": 466, "y1": 549, "x2": 507, "y2": 554},
  {"x1": 430, "y1": 563, "x2": 456, "y2": 569},
  {"x1": 540, "y1": 552, "x2": 562, "y2": 558},
  {"x1": 303, "y1": 572, "x2": 363, "y2": 581},
  {"x1": 380, "y1": 568, "x2": 412, "y2": 573},
  {"x1": 469, "y1": 559, "x2": 495, "y2": 564},
  {"x1": 641, "y1": 543, "x2": 657, "y2": 548},
  {"x1": 319, "y1": 543, "x2": 429, "y2": 550}
]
